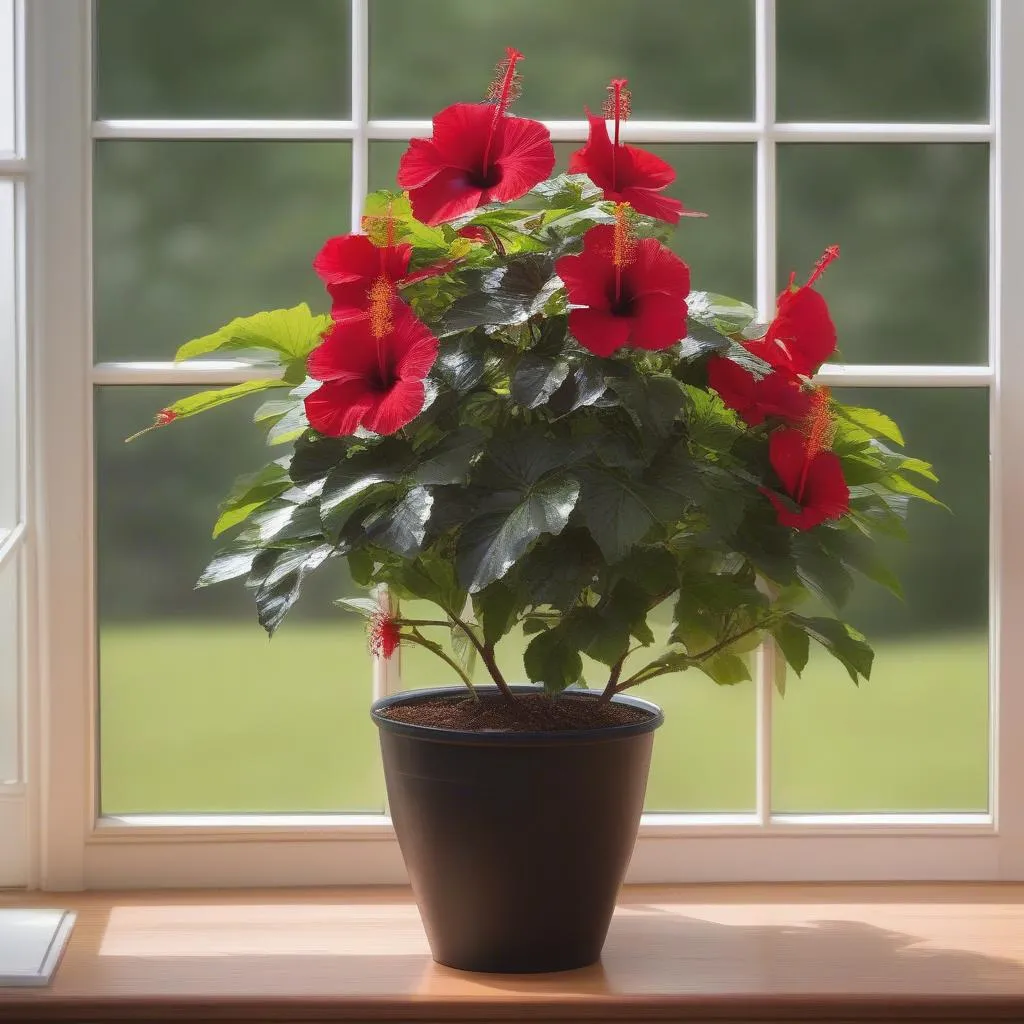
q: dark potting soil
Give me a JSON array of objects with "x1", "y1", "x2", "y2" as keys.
[{"x1": 380, "y1": 691, "x2": 652, "y2": 732}]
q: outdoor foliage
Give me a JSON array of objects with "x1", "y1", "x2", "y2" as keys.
[{"x1": 134, "y1": 51, "x2": 940, "y2": 706}]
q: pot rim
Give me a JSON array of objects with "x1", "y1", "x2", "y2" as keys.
[{"x1": 371, "y1": 684, "x2": 664, "y2": 746}]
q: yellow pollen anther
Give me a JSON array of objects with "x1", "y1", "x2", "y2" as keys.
[{"x1": 368, "y1": 275, "x2": 395, "y2": 339}]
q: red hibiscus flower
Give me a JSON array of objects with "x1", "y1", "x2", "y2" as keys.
[
  {"x1": 747, "y1": 246, "x2": 839, "y2": 376},
  {"x1": 397, "y1": 49, "x2": 556, "y2": 225},
  {"x1": 313, "y1": 233, "x2": 412, "y2": 321},
  {"x1": 304, "y1": 306, "x2": 439, "y2": 437},
  {"x1": 369, "y1": 611, "x2": 402, "y2": 659},
  {"x1": 568, "y1": 79, "x2": 703, "y2": 225},
  {"x1": 763, "y1": 390, "x2": 849, "y2": 530},
  {"x1": 707, "y1": 357, "x2": 811, "y2": 427},
  {"x1": 556, "y1": 215, "x2": 690, "y2": 357}
]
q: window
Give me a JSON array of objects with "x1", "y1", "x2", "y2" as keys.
[
  {"x1": 22, "y1": 0, "x2": 1024, "y2": 889},
  {"x1": 0, "y1": 0, "x2": 26, "y2": 888}
]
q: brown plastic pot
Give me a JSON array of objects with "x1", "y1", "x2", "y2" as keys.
[{"x1": 371, "y1": 684, "x2": 663, "y2": 974}]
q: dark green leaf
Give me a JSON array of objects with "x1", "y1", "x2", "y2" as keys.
[
  {"x1": 608, "y1": 372, "x2": 685, "y2": 439},
  {"x1": 576, "y1": 466, "x2": 673, "y2": 564},
  {"x1": 248, "y1": 541, "x2": 335, "y2": 636},
  {"x1": 516, "y1": 529, "x2": 600, "y2": 610},
  {"x1": 696, "y1": 651, "x2": 751, "y2": 686},
  {"x1": 547, "y1": 358, "x2": 607, "y2": 416},
  {"x1": 196, "y1": 545, "x2": 260, "y2": 589},
  {"x1": 412, "y1": 427, "x2": 485, "y2": 485},
  {"x1": 433, "y1": 334, "x2": 490, "y2": 392},
  {"x1": 511, "y1": 353, "x2": 571, "y2": 409},
  {"x1": 523, "y1": 627, "x2": 584, "y2": 694},
  {"x1": 773, "y1": 619, "x2": 810, "y2": 678},
  {"x1": 789, "y1": 613, "x2": 874, "y2": 684},
  {"x1": 456, "y1": 475, "x2": 581, "y2": 593},
  {"x1": 363, "y1": 485, "x2": 434, "y2": 557},
  {"x1": 473, "y1": 581, "x2": 520, "y2": 646},
  {"x1": 791, "y1": 532, "x2": 855, "y2": 611}
]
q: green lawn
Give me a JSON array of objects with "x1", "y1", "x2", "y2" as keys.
[{"x1": 99, "y1": 624, "x2": 988, "y2": 815}]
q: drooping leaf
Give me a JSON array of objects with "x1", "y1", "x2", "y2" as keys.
[
  {"x1": 196, "y1": 545, "x2": 261, "y2": 589},
  {"x1": 412, "y1": 427, "x2": 484, "y2": 485},
  {"x1": 696, "y1": 651, "x2": 751, "y2": 686},
  {"x1": 212, "y1": 460, "x2": 292, "y2": 538},
  {"x1": 837, "y1": 405, "x2": 905, "y2": 447},
  {"x1": 791, "y1": 532, "x2": 855, "y2": 611},
  {"x1": 473, "y1": 581, "x2": 520, "y2": 646},
  {"x1": 523, "y1": 627, "x2": 584, "y2": 695},
  {"x1": 773, "y1": 618, "x2": 810, "y2": 680},
  {"x1": 687, "y1": 291, "x2": 759, "y2": 335},
  {"x1": 547, "y1": 358, "x2": 607, "y2": 416},
  {"x1": 788, "y1": 613, "x2": 874, "y2": 684},
  {"x1": 248, "y1": 541, "x2": 335, "y2": 635}
]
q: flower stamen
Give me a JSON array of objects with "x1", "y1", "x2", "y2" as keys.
[
  {"x1": 806, "y1": 244, "x2": 840, "y2": 289},
  {"x1": 602, "y1": 78, "x2": 631, "y2": 189},
  {"x1": 482, "y1": 47, "x2": 525, "y2": 174},
  {"x1": 611, "y1": 202, "x2": 637, "y2": 305},
  {"x1": 797, "y1": 386, "x2": 835, "y2": 501}
]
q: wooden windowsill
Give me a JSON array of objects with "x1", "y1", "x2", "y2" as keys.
[{"x1": 2, "y1": 884, "x2": 1024, "y2": 1022}]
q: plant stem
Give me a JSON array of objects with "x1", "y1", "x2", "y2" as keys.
[
  {"x1": 405, "y1": 628, "x2": 478, "y2": 699},
  {"x1": 395, "y1": 618, "x2": 451, "y2": 628},
  {"x1": 599, "y1": 653, "x2": 627, "y2": 704},
  {"x1": 484, "y1": 226, "x2": 507, "y2": 258},
  {"x1": 448, "y1": 611, "x2": 516, "y2": 702},
  {"x1": 613, "y1": 620, "x2": 771, "y2": 695}
]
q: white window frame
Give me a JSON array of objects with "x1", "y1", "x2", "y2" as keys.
[{"x1": 19, "y1": 0, "x2": 1024, "y2": 889}]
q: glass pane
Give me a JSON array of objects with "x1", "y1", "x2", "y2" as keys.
[
  {"x1": 97, "y1": 387, "x2": 383, "y2": 814},
  {"x1": 95, "y1": 0, "x2": 350, "y2": 119},
  {"x1": 369, "y1": 141, "x2": 755, "y2": 302},
  {"x1": 369, "y1": 0, "x2": 753, "y2": 120},
  {"x1": 772, "y1": 388, "x2": 989, "y2": 813},
  {"x1": 94, "y1": 141, "x2": 349, "y2": 361},
  {"x1": 777, "y1": 144, "x2": 988, "y2": 365},
  {"x1": 399, "y1": 609, "x2": 755, "y2": 814},
  {"x1": 0, "y1": 0, "x2": 14, "y2": 153},
  {"x1": 0, "y1": 550, "x2": 19, "y2": 784},
  {"x1": 777, "y1": 0, "x2": 988, "y2": 123},
  {"x1": 0, "y1": 180, "x2": 15, "y2": 531}
]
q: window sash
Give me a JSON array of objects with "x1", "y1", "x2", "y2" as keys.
[{"x1": 21, "y1": 0, "x2": 1023, "y2": 888}]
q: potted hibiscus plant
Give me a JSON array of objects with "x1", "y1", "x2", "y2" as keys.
[{"x1": 134, "y1": 50, "x2": 938, "y2": 973}]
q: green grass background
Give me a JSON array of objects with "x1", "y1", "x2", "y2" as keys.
[{"x1": 99, "y1": 624, "x2": 988, "y2": 816}]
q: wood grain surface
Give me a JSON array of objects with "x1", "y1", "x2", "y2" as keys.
[{"x1": 1, "y1": 884, "x2": 1024, "y2": 1021}]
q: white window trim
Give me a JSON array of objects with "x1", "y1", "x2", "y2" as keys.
[{"x1": 19, "y1": 0, "x2": 1024, "y2": 889}]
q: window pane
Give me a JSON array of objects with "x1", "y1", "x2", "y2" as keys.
[
  {"x1": 772, "y1": 388, "x2": 988, "y2": 813},
  {"x1": 0, "y1": 0, "x2": 14, "y2": 153},
  {"x1": 93, "y1": 141, "x2": 349, "y2": 361},
  {"x1": 0, "y1": 179, "x2": 16, "y2": 530},
  {"x1": 0, "y1": 549, "x2": 19, "y2": 784},
  {"x1": 369, "y1": 141, "x2": 755, "y2": 303},
  {"x1": 369, "y1": 0, "x2": 753, "y2": 120},
  {"x1": 95, "y1": 0, "x2": 350, "y2": 119},
  {"x1": 777, "y1": 144, "x2": 988, "y2": 365},
  {"x1": 96, "y1": 387, "x2": 383, "y2": 814},
  {"x1": 777, "y1": 0, "x2": 988, "y2": 123}
]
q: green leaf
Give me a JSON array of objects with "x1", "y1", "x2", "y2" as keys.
[
  {"x1": 433, "y1": 334, "x2": 490, "y2": 392},
  {"x1": 266, "y1": 402, "x2": 309, "y2": 446},
  {"x1": 547, "y1": 358, "x2": 607, "y2": 416},
  {"x1": 516, "y1": 529, "x2": 601, "y2": 610},
  {"x1": 511, "y1": 353, "x2": 571, "y2": 409},
  {"x1": 773, "y1": 619, "x2": 810, "y2": 682},
  {"x1": 175, "y1": 304, "x2": 331, "y2": 368},
  {"x1": 563, "y1": 606, "x2": 630, "y2": 666},
  {"x1": 575, "y1": 466, "x2": 672, "y2": 564},
  {"x1": 196, "y1": 545, "x2": 261, "y2": 589},
  {"x1": 837, "y1": 405, "x2": 905, "y2": 447},
  {"x1": 523, "y1": 627, "x2": 583, "y2": 695},
  {"x1": 880, "y1": 472, "x2": 948, "y2": 509},
  {"x1": 791, "y1": 532, "x2": 855, "y2": 611},
  {"x1": 320, "y1": 445, "x2": 406, "y2": 534},
  {"x1": 386, "y1": 554, "x2": 465, "y2": 613},
  {"x1": 456, "y1": 475, "x2": 581, "y2": 593},
  {"x1": 439, "y1": 254, "x2": 560, "y2": 335},
  {"x1": 212, "y1": 461, "x2": 291, "y2": 538},
  {"x1": 363, "y1": 485, "x2": 434, "y2": 557},
  {"x1": 607, "y1": 372, "x2": 685, "y2": 440},
  {"x1": 248, "y1": 541, "x2": 335, "y2": 636},
  {"x1": 334, "y1": 597, "x2": 379, "y2": 618},
  {"x1": 236, "y1": 497, "x2": 324, "y2": 546},
  {"x1": 683, "y1": 383, "x2": 742, "y2": 453},
  {"x1": 688, "y1": 291, "x2": 759, "y2": 335},
  {"x1": 789, "y1": 613, "x2": 874, "y2": 684},
  {"x1": 696, "y1": 651, "x2": 751, "y2": 686},
  {"x1": 473, "y1": 582, "x2": 520, "y2": 646},
  {"x1": 412, "y1": 427, "x2": 484, "y2": 485},
  {"x1": 899, "y1": 456, "x2": 939, "y2": 483}
]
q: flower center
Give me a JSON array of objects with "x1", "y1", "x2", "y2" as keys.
[
  {"x1": 468, "y1": 164, "x2": 504, "y2": 189},
  {"x1": 608, "y1": 287, "x2": 636, "y2": 317}
]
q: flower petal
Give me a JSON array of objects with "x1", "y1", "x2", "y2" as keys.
[
  {"x1": 429, "y1": 102, "x2": 493, "y2": 170},
  {"x1": 304, "y1": 379, "x2": 376, "y2": 437},
  {"x1": 768, "y1": 427, "x2": 807, "y2": 498},
  {"x1": 619, "y1": 143, "x2": 676, "y2": 190},
  {"x1": 314, "y1": 234, "x2": 399, "y2": 285},
  {"x1": 388, "y1": 307, "x2": 440, "y2": 380},
  {"x1": 568, "y1": 308, "x2": 633, "y2": 357},
  {"x1": 804, "y1": 451, "x2": 850, "y2": 521},
  {"x1": 630, "y1": 292, "x2": 688, "y2": 350},
  {"x1": 307, "y1": 319, "x2": 381, "y2": 382},
  {"x1": 627, "y1": 237, "x2": 691, "y2": 298},
  {"x1": 490, "y1": 116, "x2": 556, "y2": 202},
  {"x1": 397, "y1": 138, "x2": 446, "y2": 189},
  {"x1": 406, "y1": 166, "x2": 486, "y2": 225},
  {"x1": 617, "y1": 186, "x2": 684, "y2": 224},
  {"x1": 362, "y1": 379, "x2": 426, "y2": 435},
  {"x1": 567, "y1": 110, "x2": 616, "y2": 192},
  {"x1": 556, "y1": 225, "x2": 616, "y2": 308},
  {"x1": 751, "y1": 286, "x2": 837, "y2": 376}
]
